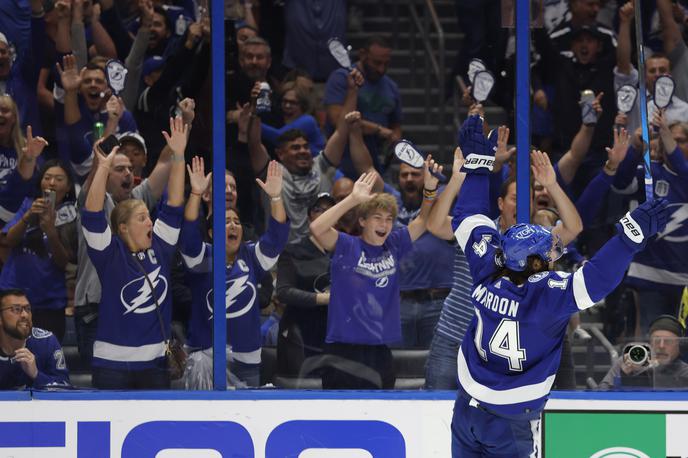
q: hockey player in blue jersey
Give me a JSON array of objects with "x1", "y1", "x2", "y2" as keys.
[
  {"x1": 81, "y1": 117, "x2": 187, "y2": 389},
  {"x1": 0, "y1": 289, "x2": 70, "y2": 389},
  {"x1": 450, "y1": 115, "x2": 670, "y2": 457},
  {"x1": 179, "y1": 157, "x2": 289, "y2": 388}
]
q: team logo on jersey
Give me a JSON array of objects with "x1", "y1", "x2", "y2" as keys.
[
  {"x1": 205, "y1": 275, "x2": 257, "y2": 319},
  {"x1": 528, "y1": 272, "x2": 548, "y2": 283},
  {"x1": 120, "y1": 266, "x2": 168, "y2": 314},
  {"x1": 657, "y1": 203, "x2": 688, "y2": 242},
  {"x1": 31, "y1": 328, "x2": 52, "y2": 339},
  {"x1": 237, "y1": 259, "x2": 249, "y2": 273},
  {"x1": 375, "y1": 276, "x2": 389, "y2": 288},
  {"x1": 655, "y1": 179, "x2": 670, "y2": 197}
]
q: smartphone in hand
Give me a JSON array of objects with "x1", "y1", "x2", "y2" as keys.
[
  {"x1": 99, "y1": 134, "x2": 120, "y2": 156},
  {"x1": 43, "y1": 189, "x2": 56, "y2": 212}
]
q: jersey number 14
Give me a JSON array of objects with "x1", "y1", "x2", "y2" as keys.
[{"x1": 474, "y1": 309, "x2": 527, "y2": 371}]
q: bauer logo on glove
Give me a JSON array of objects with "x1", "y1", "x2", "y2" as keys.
[{"x1": 463, "y1": 154, "x2": 495, "y2": 171}]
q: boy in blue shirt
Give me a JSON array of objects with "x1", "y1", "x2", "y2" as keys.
[
  {"x1": 310, "y1": 157, "x2": 442, "y2": 389},
  {"x1": 450, "y1": 115, "x2": 670, "y2": 457}
]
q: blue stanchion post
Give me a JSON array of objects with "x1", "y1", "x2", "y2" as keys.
[
  {"x1": 515, "y1": 1, "x2": 531, "y2": 223},
  {"x1": 211, "y1": 0, "x2": 227, "y2": 390}
]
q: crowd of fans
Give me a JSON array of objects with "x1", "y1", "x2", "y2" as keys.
[{"x1": 0, "y1": 0, "x2": 687, "y2": 391}]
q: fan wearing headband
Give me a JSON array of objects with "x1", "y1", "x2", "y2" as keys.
[{"x1": 448, "y1": 114, "x2": 670, "y2": 458}]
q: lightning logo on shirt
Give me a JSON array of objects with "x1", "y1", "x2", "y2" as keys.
[
  {"x1": 120, "y1": 266, "x2": 169, "y2": 314},
  {"x1": 204, "y1": 275, "x2": 257, "y2": 320},
  {"x1": 657, "y1": 203, "x2": 688, "y2": 242}
]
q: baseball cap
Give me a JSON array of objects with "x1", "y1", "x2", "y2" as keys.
[
  {"x1": 309, "y1": 192, "x2": 335, "y2": 212},
  {"x1": 142, "y1": 56, "x2": 165, "y2": 78},
  {"x1": 117, "y1": 131, "x2": 147, "y2": 155}
]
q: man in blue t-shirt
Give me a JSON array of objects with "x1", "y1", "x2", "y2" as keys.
[
  {"x1": 0, "y1": 288, "x2": 70, "y2": 389},
  {"x1": 449, "y1": 115, "x2": 670, "y2": 457},
  {"x1": 391, "y1": 163, "x2": 453, "y2": 348},
  {"x1": 324, "y1": 35, "x2": 402, "y2": 178}
]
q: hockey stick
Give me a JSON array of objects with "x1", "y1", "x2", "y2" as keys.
[{"x1": 633, "y1": 0, "x2": 654, "y2": 201}]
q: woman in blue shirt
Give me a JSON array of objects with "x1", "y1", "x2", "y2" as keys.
[
  {"x1": 81, "y1": 117, "x2": 187, "y2": 389},
  {"x1": 261, "y1": 81, "x2": 326, "y2": 155},
  {"x1": 0, "y1": 159, "x2": 77, "y2": 342}
]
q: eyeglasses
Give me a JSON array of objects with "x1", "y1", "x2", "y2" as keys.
[{"x1": 1, "y1": 304, "x2": 32, "y2": 315}]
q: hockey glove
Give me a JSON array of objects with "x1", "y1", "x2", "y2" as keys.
[
  {"x1": 459, "y1": 115, "x2": 497, "y2": 174},
  {"x1": 616, "y1": 198, "x2": 669, "y2": 249}
]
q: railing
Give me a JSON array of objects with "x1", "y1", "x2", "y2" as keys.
[{"x1": 406, "y1": 0, "x2": 447, "y2": 159}]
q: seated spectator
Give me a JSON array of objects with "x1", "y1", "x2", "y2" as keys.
[
  {"x1": 261, "y1": 80, "x2": 325, "y2": 155},
  {"x1": 0, "y1": 160, "x2": 77, "y2": 342},
  {"x1": 309, "y1": 159, "x2": 441, "y2": 389},
  {"x1": 180, "y1": 158, "x2": 289, "y2": 388},
  {"x1": 598, "y1": 315, "x2": 688, "y2": 390},
  {"x1": 80, "y1": 117, "x2": 186, "y2": 389},
  {"x1": 0, "y1": 288, "x2": 70, "y2": 389},
  {"x1": 276, "y1": 192, "x2": 334, "y2": 377}
]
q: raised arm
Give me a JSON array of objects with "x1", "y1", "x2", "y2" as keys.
[
  {"x1": 427, "y1": 146, "x2": 466, "y2": 240},
  {"x1": 310, "y1": 172, "x2": 377, "y2": 251},
  {"x1": 657, "y1": 0, "x2": 683, "y2": 56},
  {"x1": 184, "y1": 156, "x2": 211, "y2": 222},
  {"x1": 452, "y1": 115, "x2": 497, "y2": 229},
  {"x1": 162, "y1": 116, "x2": 189, "y2": 207},
  {"x1": 56, "y1": 54, "x2": 83, "y2": 126},
  {"x1": 346, "y1": 110, "x2": 383, "y2": 191},
  {"x1": 255, "y1": 161, "x2": 286, "y2": 223},
  {"x1": 616, "y1": 2, "x2": 634, "y2": 75},
  {"x1": 84, "y1": 140, "x2": 118, "y2": 212},
  {"x1": 575, "y1": 128, "x2": 630, "y2": 227},
  {"x1": 88, "y1": 4, "x2": 118, "y2": 59},
  {"x1": 322, "y1": 69, "x2": 364, "y2": 167},
  {"x1": 407, "y1": 156, "x2": 442, "y2": 242},
  {"x1": 70, "y1": 0, "x2": 88, "y2": 68},
  {"x1": 122, "y1": 0, "x2": 153, "y2": 110},
  {"x1": 146, "y1": 99, "x2": 195, "y2": 201},
  {"x1": 532, "y1": 150, "x2": 582, "y2": 245},
  {"x1": 557, "y1": 93, "x2": 601, "y2": 185},
  {"x1": 17, "y1": 126, "x2": 47, "y2": 181},
  {"x1": 655, "y1": 110, "x2": 688, "y2": 177}
]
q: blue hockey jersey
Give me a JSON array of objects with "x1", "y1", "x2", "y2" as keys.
[
  {"x1": 452, "y1": 173, "x2": 640, "y2": 417},
  {"x1": 0, "y1": 327, "x2": 70, "y2": 389},
  {"x1": 624, "y1": 148, "x2": 688, "y2": 290},
  {"x1": 179, "y1": 217, "x2": 289, "y2": 362},
  {"x1": 81, "y1": 203, "x2": 183, "y2": 370}
]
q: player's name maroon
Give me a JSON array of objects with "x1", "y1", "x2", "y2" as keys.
[{"x1": 471, "y1": 285, "x2": 519, "y2": 318}]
